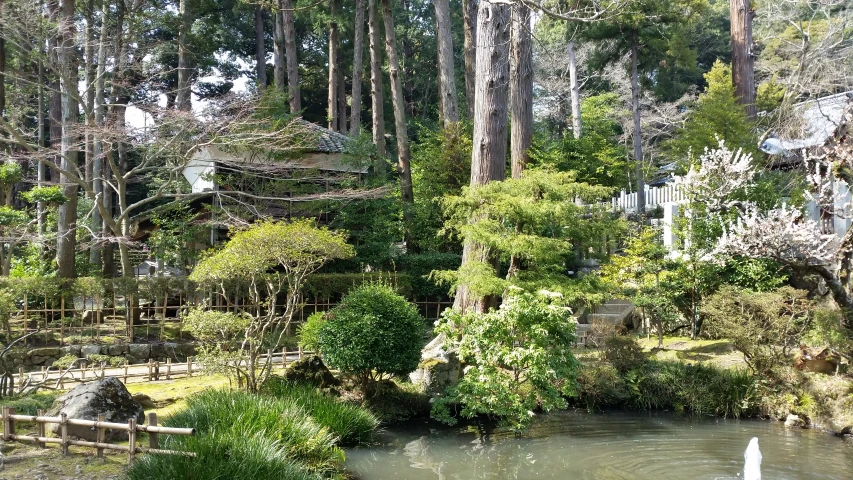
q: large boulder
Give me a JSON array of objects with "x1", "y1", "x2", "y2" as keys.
[
  {"x1": 409, "y1": 334, "x2": 460, "y2": 396},
  {"x1": 127, "y1": 344, "x2": 151, "y2": 363},
  {"x1": 283, "y1": 355, "x2": 340, "y2": 389},
  {"x1": 47, "y1": 377, "x2": 144, "y2": 441}
]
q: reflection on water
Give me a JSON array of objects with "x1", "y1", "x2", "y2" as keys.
[{"x1": 345, "y1": 410, "x2": 852, "y2": 480}]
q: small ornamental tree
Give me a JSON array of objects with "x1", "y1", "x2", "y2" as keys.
[
  {"x1": 189, "y1": 219, "x2": 354, "y2": 391},
  {"x1": 431, "y1": 291, "x2": 579, "y2": 431},
  {"x1": 316, "y1": 283, "x2": 424, "y2": 394}
]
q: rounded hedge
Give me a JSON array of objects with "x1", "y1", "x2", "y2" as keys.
[{"x1": 317, "y1": 284, "x2": 424, "y2": 384}]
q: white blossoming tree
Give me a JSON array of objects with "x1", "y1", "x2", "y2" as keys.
[{"x1": 684, "y1": 120, "x2": 853, "y2": 326}]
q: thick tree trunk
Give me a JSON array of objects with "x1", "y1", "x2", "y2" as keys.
[
  {"x1": 381, "y1": 0, "x2": 414, "y2": 247},
  {"x1": 337, "y1": 66, "x2": 347, "y2": 133},
  {"x1": 434, "y1": 0, "x2": 458, "y2": 126},
  {"x1": 176, "y1": 0, "x2": 192, "y2": 111},
  {"x1": 462, "y1": 0, "x2": 477, "y2": 120},
  {"x1": 812, "y1": 265, "x2": 853, "y2": 328},
  {"x1": 509, "y1": 3, "x2": 532, "y2": 179},
  {"x1": 454, "y1": 0, "x2": 510, "y2": 313},
  {"x1": 0, "y1": 0, "x2": 5, "y2": 122},
  {"x1": 368, "y1": 0, "x2": 385, "y2": 157},
  {"x1": 400, "y1": 0, "x2": 415, "y2": 117},
  {"x1": 730, "y1": 0, "x2": 756, "y2": 120},
  {"x1": 254, "y1": 5, "x2": 267, "y2": 90},
  {"x1": 631, "y1": 30, "x2": 645, "y2": 215},
  {"x1": 84, "y1": 0, "x2": 96, "y2": 186},
  {"x1": 273, "y1": 2, "x2": 285, "y2": 90},
  {"x1": 281, "y1": 0, "x2": 300, "y2": 113},
  {"x1": 569, "y1": 40, "x2": 582, "y2": 139},
  {"x1": 328, "y1": 0, "x2": 340, "y2": 131},
  {"x1": 350, "y1": 0, "x2": 366, "y2": 135},
  {"x1": 91, "y1": 0, "x2": 110, "y2": 270},
  {"x1": 37, "y1": 58, "x2": 46, "y2": 236},
  {"x1": 56, "y1": 0, "x2": 79, "y2": 279}
]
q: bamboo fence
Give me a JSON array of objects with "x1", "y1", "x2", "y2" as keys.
[{"x1": 1, "y1": 408, "x2": 194, "y2": 465}]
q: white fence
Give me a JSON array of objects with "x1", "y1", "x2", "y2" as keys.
[
  {"x1": 612, "y1": 184, "x2": 686, "y2": 213},
  {"x1": 608, "y1": 180, "x2": 853, "y2": 250}
]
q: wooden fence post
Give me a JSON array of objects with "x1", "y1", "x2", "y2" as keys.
[
  {"x1": 166, "y1": 359, "x2": 172, "y2": 380},
  {"x1": 298, "y1": 346, "x2": 303, "y2": 360},
  {"x1": 81, "y1": 361, "x2": 87, "y2": 380},
  {"x1": 124, "y1": 365, "x2": 129, "y2": 383},
  {"x1": 281, "y1": 347, "x2": 287, "y2": 371},
  {"x1": 1, "y1": 407, "x2": 9, "y2": 441},
  {"x1": 17, "y1": 367, "x2": 23, "y2": 394},
  {"x1": 147, "y1": 360, "x2": 153, "y2": 381},
  {"x1": 187, "y1": 356, "x2": 192, "y2": 378},
  {"x1": 154, "y1": 361, "x2": 160, "y2": 381},
  {"x1": 60, "y1": 412, "x2": 69, "y2": 456},
  {"x1": 36, "y1": 409, "x2": 46, "y2": 448},
  {"x1": 96, "y1": 414, "x2": 106, "y2": 458},
  {"x1": 6, "y1": 407, "x2": 15, "y2": 441},
  {"x1": 148, "y1": 412, "x2": 159, "y2": 449},
  {"x1": 128, "y1": 418, "x2": 137, "y2": 465}
]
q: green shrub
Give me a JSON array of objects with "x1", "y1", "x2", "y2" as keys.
[
  {"x1": 575, "y1": 363, "x2": 630, "y2": 410},
  {"x1": 603, "y1": 335, "x2": 645, "y2": 373},
  {"x1": 298, "y1": 312, "x2": 325, "y2": 352},
  {"x1": 1, "y1": 392, "x2": 60, "y2": 416},
  {"x1": 625, "y1": 360, "x2": 755, "y2": 417},
  {"x1": 701, "y1": 286, "x2": 813, "y2": 374},
  {"x1": 261, "y1": 378, "x2": 378, "y2": 444},
  {"x1": 317, "y1": 283, "x2": 425, "y2": 392},
  {"x1": 362, "y1": 380, "x2": 431, "y2": 423}
]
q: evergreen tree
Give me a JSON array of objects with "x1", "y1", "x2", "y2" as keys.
[{"x1": 667, "y1": 61, "x2": 758, "y2": 163}]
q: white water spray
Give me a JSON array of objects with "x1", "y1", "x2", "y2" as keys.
[{"x1": 744, "y1": 437, "x2": 762, "y2": 480}]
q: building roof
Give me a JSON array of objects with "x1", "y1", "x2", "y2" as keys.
[
  {"x1": 761, "y1": 91, "x2": 853, "y2": 157},
  {"x1": 298, "y1": 120, "x2": 350, "y2": 153}
]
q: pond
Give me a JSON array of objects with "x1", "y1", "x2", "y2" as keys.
[{"x1": 346, "y1": 410, "x2": 852, "y2": 480}]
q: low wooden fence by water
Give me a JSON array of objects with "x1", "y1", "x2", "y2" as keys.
[
  {"x1": 12, "y1": 348, "x2": 313, "y2": 395},
  {"x1": 1, "y1": 408, "x2": 194, "y2": 465}
]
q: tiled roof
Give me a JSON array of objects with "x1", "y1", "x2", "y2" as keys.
[
  {"x1": 761, "y1": 91, "x2": 853, "y2": 157},
  {"x1": 298, "y1": 120, "x2": 350, "y2": 153}
]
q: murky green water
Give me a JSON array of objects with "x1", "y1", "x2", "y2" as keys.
[{"x1": 346, "y1": 410, "x2": 852, "y2": 480}]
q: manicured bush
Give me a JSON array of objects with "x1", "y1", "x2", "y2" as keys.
[
  {"x1": 298, "y1": 312, "x2": 325, "y2": 352},
  {"x1": 317, "y1": 283, "x2": 425, "y2": 392},
  {"x1": 603, "y1": 335, "x2": 646, "y2": 374}
]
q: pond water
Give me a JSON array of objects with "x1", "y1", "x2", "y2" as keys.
[{"x1": 346, "y1": 410, "x2": 852, "y2": 480}]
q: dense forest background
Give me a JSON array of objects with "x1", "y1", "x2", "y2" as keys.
[{"x1": 0, "y1": 0, "x2": 850, "y2": 288}]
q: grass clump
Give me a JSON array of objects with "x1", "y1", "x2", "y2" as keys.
[
  {"x1": 126, "y1": 385, "x2": 377, "y2": 479},
  {"x1": 261, "y1": 378, "x2": 378, "y2": 444},
  {"x1": 126, "y1": 433, "x2": 322, "y2": 480}
]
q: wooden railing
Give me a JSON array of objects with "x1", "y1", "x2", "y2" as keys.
[
  {"x1": 1, "y1": 408, "x2": 194, "y2": 465},
  {"x1": 12, "y1": 348, "x2": 313, "y2": 394}
]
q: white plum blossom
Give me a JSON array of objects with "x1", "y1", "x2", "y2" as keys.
[
  {"x1": 675, "y1": 139, "x2": 756, "y2": 211},
  {"x1": 713, "y1": 205, "x2": 837, "y2": 266}
]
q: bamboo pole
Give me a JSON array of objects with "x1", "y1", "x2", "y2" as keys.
[
  {"x1": 127, "y1": 418, "x2": 137, "y2": 465},
  {"x1": 96, "y1": 414, "x2": 106, "y2": 458},
  {"x1": 37, "y1": 409, "x2": 46, "y2": 448},
  {"x1": 60, "y1": 412, "x2": 69, "y2": 456},
  {"x1": 148, "y1": 412, "x2": 158, "y2": 449}
]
